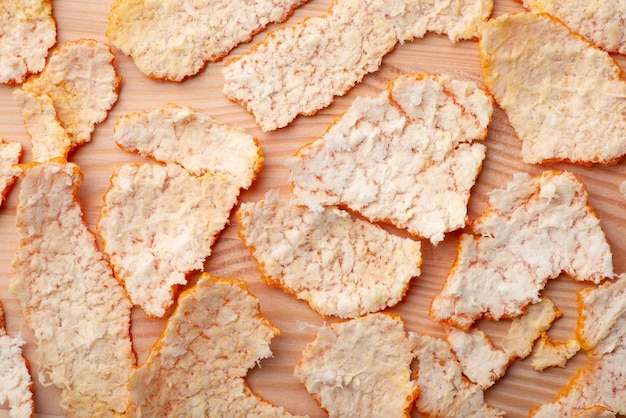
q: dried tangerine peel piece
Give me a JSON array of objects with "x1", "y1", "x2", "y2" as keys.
[
  {"x1": 521, "y1": 0, "x2": 626, "y2": 54},
  {"x1": 480, "y1": 12, "x2": 626, "y2": 165},
  {"x1": 575, "y1": 406, "x2": 616, "y2": 418},
  {"x1": 531, "y1": 333, "x2": 581, "y2": 371},
  {"x1": 287, "y1": 73, "x2": 492, "y2": 244},
  {"x1": 17, "y1": 39, "x2": 120, "y2": 147},
  {"x1": 430, "y1": 171, "x2": 613, "y2": 330},
  {"x1": 128, "y1": 273, "x2": 303, "y2": 417},
  {"x1": 0, "y1": 0, "x2": 56, "y2": 85},
  {"x1": 294, "y1": 313, "x2": 419, "y2": 417},
  {"x1": 577, "y1": 274, "x2": 626, "y2": 351},
  {"x1": 222, "y1": 0, "x2": 492, "y2": 131},
  {"x1": 530, "y1": 275, "x2": 626, "y2": 417},
  {"x1": 9, "y1": 160, "x2": 135, "y2": 416},
  {"x1": 413, "y1": 334, "x2": 504, "y2": 417},
  {"x1": 446, "y1": 298, "x2": 560, "y2": 389},
  {"x1": 107, "y1": 0, "x2": 309, "y2": 82},
  {"x1": 237, "y1": 189, "x2": 422, "y2": 318},
  {"x1": 0, "y1": 301, "x2": 34, "y2": 418},
  {"x1": 97, "y1": 163, "x2": 243, "y2": 318},
  {"x1": 446, "y1": 327, "x2": 509, "y2": 389},
  {"x1": 502, "y1": 297, "x2": 561, "y2": 359},
  {"x1": 0, "y1": 139, "x2": 21, "y2": 206},
  {"x1": 13, "y1": 89, "x2": 71, "y2": 162},
  {"x1": 113, "y1": 103, "x2": 263, "y2": 187}
]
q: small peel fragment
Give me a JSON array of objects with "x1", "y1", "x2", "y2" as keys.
[
  {"x1": 446, "y1": 327, "x2": 509, "y2": 389},
  {"x1": 237, "y1": 190, "x2": 422, "y2": 318},
  {"x1": 10, "y1": 160, "x2": 135, "y2": 417},
  {"x1": 447, "y1": 297, "x2": 560, "y2": 388},
  {"x1": 294, "y1": 313, "x2": 419, "y2": 417},
  {"x1": 0, "y1": 301, "x2": 34, "y2": 418},
  {"x1": 430, "y1": 171, "x2": 613, "y2": 330},
  {"x1": 223, "y1": 0, "x2": 493, "y2": 131},
  {"x1": 503, "y1": 297, "x2": 562, "y2": 359},
  {"x1": 128, "y1": 273, "x2": 304, "y2": 417},
  {"x1": 287, "y1": 73, "x2": 492, "y2": 244}
]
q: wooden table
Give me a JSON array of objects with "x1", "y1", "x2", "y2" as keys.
[{"x1": 1, "y1": 1, "x2": 626, "y2": 416}]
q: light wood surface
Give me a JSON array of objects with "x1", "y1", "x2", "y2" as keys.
[{"x1": 2, "y1": 1, "x2": 626, "y2": 417}]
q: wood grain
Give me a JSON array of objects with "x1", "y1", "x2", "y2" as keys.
[{"x1": 2, "y1": 1, "x2": 626, "y2": 417}]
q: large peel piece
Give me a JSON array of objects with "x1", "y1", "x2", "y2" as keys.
[
  {"x1": 10, "y1": 160, "x2": 135, "y2": 417},
  {"x1": 128, "y1": 273, "x2": 303, "y2": 417},
  {"x1": 223, "y1": 0, "x2": 492, "y2": 131},
  {"x1": 480, "y1": 12, "x2": 626, "y2": 165},
  {"x1": 430, "y1": 171, "x2": 613, "y2": 330}
]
